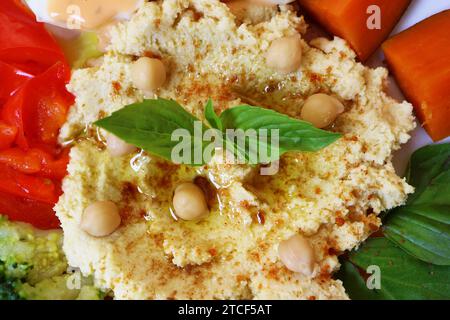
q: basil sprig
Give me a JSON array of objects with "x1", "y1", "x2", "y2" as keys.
[
  {"x1": 384, "y1": 144, "x2": 450, "y2": 265},
  {"x1": 339, "y1": 143, "x2": 450, "y2": 299},
  {"x1": 95, "y1": 98, "x2": 341, "y2": 165},
  {"x1": 205, "y1": 100, "x2": 342, "y2": 157},
  {"x1": 338, "y1": 238, "x2": 450, "y2": 300},
  {"x1": 95, "y1": 98, "x2": 210, "y2": 164}
]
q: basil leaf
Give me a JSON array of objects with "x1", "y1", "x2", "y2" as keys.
[
  {"x1": 405, "y1": 143, "x2": 450, "y2": 202},
  {"x1": 205, "y1": 101, "x2": 270, "y2": 163},
  {"x1": 384, "y1": 144, "x2": 450, "y2": 265},
  {"x1": 95, "y1": 99, "x2": 210, "y2": 165},
  {"x1": 96, "y1": 99, "x2": 342, "y2": 166},
  {"x1": 219, "y1": 105, "x2": 342, "y2": 153},
  {"x1": 339, "y1": 238, "x2": 450, "y2": 300},
  {"x1": 336, "y1": 260, "x2": 380, "y2": 300},
  {"x1": 204, "y1": 99, "x2": 222, "y2": 131}
]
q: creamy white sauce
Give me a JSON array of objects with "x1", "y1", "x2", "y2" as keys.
[{"x1": 27, "y1": 0, "x2": 143, "y2": 30}]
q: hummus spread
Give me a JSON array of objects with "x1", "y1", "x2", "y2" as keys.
[{"x1": 55, "y1": 0, "x2": 415, "y2": 299}]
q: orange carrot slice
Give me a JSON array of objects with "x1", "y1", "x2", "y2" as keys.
[
  {"x1": 383, "y1": 10, "x2": 450, "y2": 141},
  {"x1": 298, "y1": 0, "x2": 411, "y2": 61}
]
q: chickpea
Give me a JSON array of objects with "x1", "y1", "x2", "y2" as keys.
[
  {"x1": 131, "y1": 57, "x2": 166, "y2": 93},
  {"x1": 80, "y1": 201, "x2": 121, "y2": 237},
  {"x1": 226, "y1": 0, "x2": 277, "y2": 25},
  {"x1": 104, "y1": 132, "x2": 137, "y2": 157},
  {"x1": 278, "y1": 234, "x2": 316, "y2": 275},
  {"x1": 300, "y1": 93, "x2": 345, "y2": 128},
  {"x1": 265, "y1": 34, "x2": 303, "y2": 74},
  {"x1": 173, "y1": 182, "x2": 209, "y2": 221}
]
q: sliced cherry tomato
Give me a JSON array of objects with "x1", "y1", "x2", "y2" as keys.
[
  {"x1": 0, "y1": 121, "x2": 17, "y2": 150},
  {"x1": 0, "y1": 61, "x2": 33, "y2": 105},
  {"x1": 0, "y1": 147, "x2": 69, "y2": 178},
  {"x1": 28, "y1": 148, "x2": 70, "y2": 180},
  {"x1": 23, "y1": 62, "x2": 73, "y2": 147},
  {"x1": 39, "y1": 148, "x2": 70, "y2": 180},
  {"x1": 35, "y1": 94, "x2": 72, "y2": 146},
  {"x1": 0, "y1": 190, "x2": 60, "y2": 230},
  {"x1": 2, "y1": 62, "x2": 74, "y2": 150},
  {"x1": 0, "y1": 0, "x2": 66, "y2": 74},
  {"x1": 0, "y1": 1, "x2": 73, "y2": 230},
  {"x1": 1, "y1": 86, "x2": 27, "y2": 149},
  {"x1": 0, "y1": 163, "x2": 58, "y2": 204},
  {"x1": 0, "y1": 148, "x2": 41, "y2": 174}
]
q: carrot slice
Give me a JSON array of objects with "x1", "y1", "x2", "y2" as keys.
[
  {"x1": 383, "y1": 10, "x2": 450, "y2": 142},
  {"x1": 298, "y1": 0, "x2": 411, "y2": 61}
]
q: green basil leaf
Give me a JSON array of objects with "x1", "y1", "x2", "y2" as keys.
[
  {"x1": 336, "y1": 260, "x2": 381, "y2": 300},
  {"x1": 405, "y1": 143, "x2": 450, "y2": 202},
  {"x1": 204, "y1": 99, "x2": 222, "y2": 131},
  {"x1": 219, "y1": 105, "x2": 342, "y2": 153},
  {"x1": 94, "y1": 99, "x2": 210, "y2": 165},
  {"x1": 384, "y1": 143, "x2": 450, "y2": 265},
  {"x1": 96, "y1": 99, "x2": 342, "y2": 166},
  {"x1": 339, "y1": 238, "x2": 450, "y2": 300}
]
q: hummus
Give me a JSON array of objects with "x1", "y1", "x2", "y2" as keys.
[{"x1": 55, "y1": 0, "x2": 415, "y2": 299}]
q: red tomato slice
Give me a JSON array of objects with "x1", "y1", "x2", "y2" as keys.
[
  {"x1": 0, "y1": 121, "x2": 18, "y2": 150},
  {"x1": 0, "y1": 147, "x2": 69, "y2": 179},
  {"x1": 39, "y1": 148, "x2": 70, "y2": 180},
  {"x1": 1, "y1": 86, "x2": 27, "y2": 149},
  {"x1": 0, "y1": 163, "x2": 58, "y2": 204},
  {"x1": 0, "y1": 61, "x2": 33, "y2": 105},
  {"x1": 0, "y1": 0, "x2": 66, "y2": 74},
  {"x1": 1, "y1": 62, "x2": 74, "y2": 150},
  {"x1": 0, "y1": 190, "x2": 60, "y2": 230},
  {"x1": 0, "y1": 148, "x2": 42, "y2": 174},
  {"x1": 0, "y1": 1, "x2": 73, "y2": 230},
  {"x1": 23, "y1": 62, "x2": 73, "y2": 147},
  {"x1": 27, "y1": 148, "x2": 70, "y2": 180}
]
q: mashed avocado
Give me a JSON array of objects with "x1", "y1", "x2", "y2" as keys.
[{"x1": 0, "y1": 216, "x2": 104, "y2": 300}]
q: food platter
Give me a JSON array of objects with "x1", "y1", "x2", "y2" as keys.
[{"x1": 0, "y1": 0, "x2": 449, "y2": 302}]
